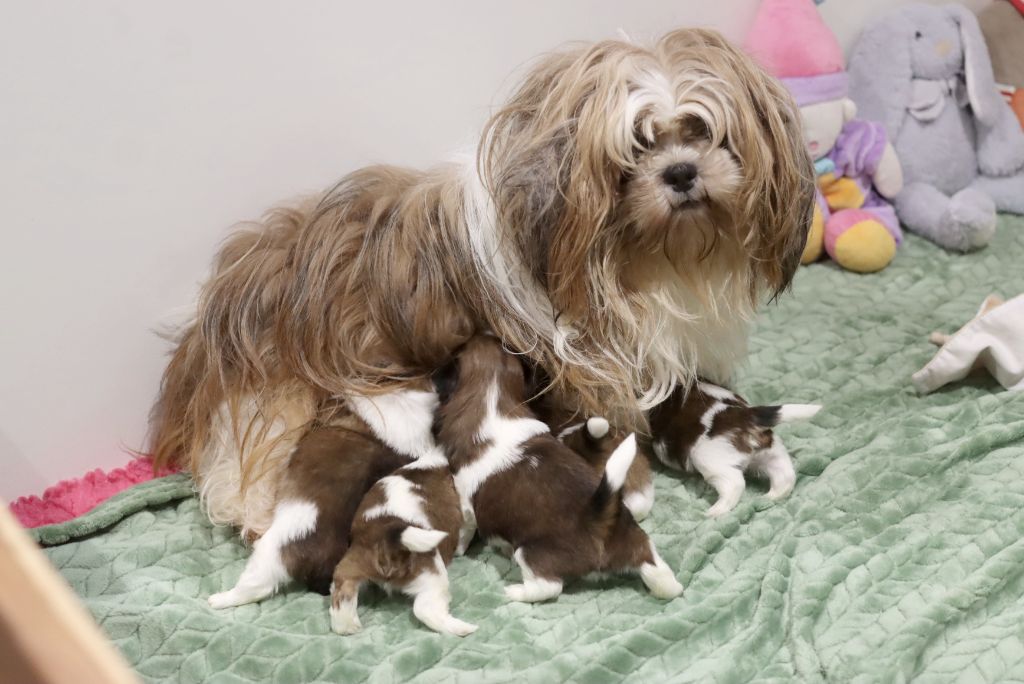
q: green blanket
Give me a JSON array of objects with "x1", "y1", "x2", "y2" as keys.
[{"x1": 38, "y1": 219, "x2": 1024, "y2": 683}]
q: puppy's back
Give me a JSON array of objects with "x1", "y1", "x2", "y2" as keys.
[{"x1": 279, "y1": 420, "x2": 409, "y2": 593}]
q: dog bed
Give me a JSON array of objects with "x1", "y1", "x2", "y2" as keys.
[{"x1": 35, "y1": 217, "x2": 1024, "y2": 683}]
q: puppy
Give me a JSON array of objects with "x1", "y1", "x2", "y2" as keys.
[
  {"x1": 436, "y1": 336, "x2": 682, "y2": 603},
  {"x1": 557, "y1": 417, "x2": 655, "y2": 521},
  {"x1": 649, "y1": 381, "x2": 821, "y2": 517},
  {"x1": 208, "y1": 417, "x2": 409, "y2": 608},
  {"x1": 329, "y1": 448, "x2": 475, "y2": 637}
]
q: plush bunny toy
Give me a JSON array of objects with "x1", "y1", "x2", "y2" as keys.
[{"x1": 849, "y1": 3, "x2": 1024, "y2": 252}]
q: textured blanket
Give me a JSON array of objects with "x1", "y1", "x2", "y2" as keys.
[{"x1": 37, "y1": 218, "x2": 1024, "y2": 683}]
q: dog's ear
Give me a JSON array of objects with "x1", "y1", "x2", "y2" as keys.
[
  {"x1": 480, "y1": 43, "x2": 633, "y2": 318},
  {"x1": 431, "y1": 357, "x2": 460, "y2": 406}
]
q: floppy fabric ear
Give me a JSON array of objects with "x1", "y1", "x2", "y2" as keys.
[
  {"x1": 848, "y1": 13, "x2": 914, "y2": 142},
  {"x1": 948, "y1": 4, "x2": 1003, "y2": 127}
]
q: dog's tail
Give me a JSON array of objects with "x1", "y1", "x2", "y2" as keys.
[
  {"x1": 590, "y1": 433, "x2": 637, "y2": 513},
  {"x1": 751, "y1": 404, "x2": 822, "y2": 428}
]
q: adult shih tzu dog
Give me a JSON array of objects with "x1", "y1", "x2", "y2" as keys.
[{"x1": 151, "y1": 28, "x2": 814, "y2": 537}]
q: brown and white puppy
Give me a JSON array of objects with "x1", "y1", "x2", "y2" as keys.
[
  {"x1": 557, "y1": 417, "x2": 655, "y2": 521},
  {"x1": 151, "y1": 29, "x2": 815, "y2": 541},
  {"x1": 436, "y1": 336, "x2": 682, "y2": 603},
  {"x1": 649, "y1": 381, "x2": 821, "y2": 517},
  {"x1": 329, "y1": 448, "x2": 475, "y2": 637},
  {"x1": 207, "y1": 417, "x2": 409, "y2": 608}
]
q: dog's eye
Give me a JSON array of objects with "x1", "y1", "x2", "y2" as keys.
[
  {"x1": 633, "y1": 129, "x2": 654, "y2": 152},
  {"x1": 914, "y1": 31, "x2": 923, "y2": 40},
  {"x1": 682, "y1": 116, "x2": 712, "y2": 142}
]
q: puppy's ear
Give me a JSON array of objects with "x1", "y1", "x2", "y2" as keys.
[{"x1": 400, "y1": 527, "x2": 448, "y2": 553}]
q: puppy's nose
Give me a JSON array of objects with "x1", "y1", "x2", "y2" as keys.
[{"x1": 661, "y1": 163, "x2": 698, "y2": 192}]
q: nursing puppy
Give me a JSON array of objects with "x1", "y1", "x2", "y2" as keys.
[
  {"x1": 208, "y1": 417, "x2": 409, "y2": 608},
  {"x1": 649, "y1": 381, "x2": 821, "y2": 517},
  {"x1": 329, "y1": 448, "x2": 475, "y2": 637},
  {"x1": 557, "y1": 417, "x2": 655, "y2": 521},
  {"x1": 436, "y1": 336, "x2": 682, "y2": 602}
]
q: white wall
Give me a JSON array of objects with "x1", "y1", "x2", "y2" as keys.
[{"x1": 0, "y1": 0, "x2": 987, "y2": 500}]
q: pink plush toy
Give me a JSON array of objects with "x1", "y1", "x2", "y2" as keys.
[{"x1": 745, "y1": 0, "x2": 905, "y2": 273}]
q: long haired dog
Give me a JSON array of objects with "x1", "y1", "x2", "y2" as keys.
[
  {"x1": 649, "y1": 381, "x2": 821, "y2": 517},
  {"x1": 207, "y1": 417, "x2": 409, "y2": 608},
  {"x1": 436, "y1": 336, "x2": 682, "y2": 602},
  {"x1": 150, "y1": 29, "x2": 814, "y2": 537},
  {"x1": 557, "y1": 417, "x2": 655, "y2": 521},
  {"x1": 329, "y1": 449, "x2": 474, "y2": 637}
]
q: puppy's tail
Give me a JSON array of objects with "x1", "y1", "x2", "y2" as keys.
[
  {"x1": 752, "y1": 404, "x2": 822, "y2": 428},
  {"x1": 590, "y1": 433, "x2": 637, "y2": 513}
]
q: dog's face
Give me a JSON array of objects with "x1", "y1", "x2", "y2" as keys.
[
  {"x1": 482, "y1": 29, "x2": 814, "y2": 316},
  {"x1": 619, "y1": 102, "x2": 742, "y2": 254}
]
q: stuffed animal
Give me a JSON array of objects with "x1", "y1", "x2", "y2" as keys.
[
  {"x1": 745, "y1": 0, "x2": 904, "y2": 273},
  {"x1": 849, "y1": 3, "x2": 1024, "y2": 253},
  {"x1": 977, "y1": 0, "x2": 1024, "y2": 129}
]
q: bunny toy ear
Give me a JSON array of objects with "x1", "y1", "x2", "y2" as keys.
[
  {"x1": 947, "y1": 4, "x2": 1002, "y2": 127},
  {"x1": 848, "y1": 12, "x2": 915, "y2": 142}
]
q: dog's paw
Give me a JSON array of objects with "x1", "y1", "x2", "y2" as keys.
[
  {"x1": 329, "y1": 606, "x2": 362, "y2": 635},
  {"x1": 623, "y1": 484, "x2": 655, "y2": 521},
  {"x1": 640, "y1": 563, "x2": 683, "y2": 599},
  {"x1": 207, "y1": 592, "x2": 238, "y2": 609},
  {"x1": 442, "y1": 617, "x2": 478, "y2": 637}
]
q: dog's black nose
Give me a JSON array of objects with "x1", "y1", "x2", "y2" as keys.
[{"x1": 661, "y1": 163, "x2": 698, "y2": 192}]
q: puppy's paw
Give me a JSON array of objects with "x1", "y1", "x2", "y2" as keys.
[
  {"x1": 623, "y1": 485, "x2": 655, "y2": 521},
  {"x1": 504, "y1": 579, "x2": 562, "y2": 603},
  {"x1": 706, "y1": 501, "x2": 734, "y2": 518},
  {"x1": 443, "y1": 617, "x2": 478, "y2": 637},
  {"x1": 640, "y1": 563, "x2": 683, "y2": 599},
  {"x1": 329, "y1": 606, "x2": 362, "y2": 635},
  {"x1": 207, "y1": 591, "x2": 239, "y2": 609}
]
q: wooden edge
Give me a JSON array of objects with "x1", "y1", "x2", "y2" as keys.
[{"x1": 0, "y1": 500, "x2": 138, "y2": 684}]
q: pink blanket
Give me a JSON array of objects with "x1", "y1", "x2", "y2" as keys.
[{"x1": 10, "y1": 457, "x2": 178, "y2": 528}]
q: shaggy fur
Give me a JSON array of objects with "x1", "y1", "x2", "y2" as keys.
[{"x1": 150, "y1": 29, "x2": 814, "y2": 535}]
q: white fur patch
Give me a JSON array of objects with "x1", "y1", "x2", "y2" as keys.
[
  {"x1": 453, "y1": 379, "x2": 549, "y2": 506},
  {"x1": 586, "y1": 417, "x2": 610, "y2": 439},
  {"x1": 207, "y1": 499, "x2": 318, "y2": 609},
  {"x1": 348, "y1": 389, "x2": 438, "y2": 458},
  {"x1": 505, "y1": 548, "x2": 563, "y2": 603},
  {"x1": 603, "y1": 434, "x2": 637, "y2": 493},
  {"x1": 623, "y1": 482, "x2": 655, "y2": 521},
  {"x1": 330, "y1": 595, "x2": 362, "y2": 635},
  {"x1": 198, "y1": 397, "x2": 307, "y2": 538},
  {"x1": 700, "y1": 402, "x2": 728, "y2": 430},
  {"x1": 697, "y1": 381, "x2": 736, "y2": 402},
  {"x1": 401, "y1": 527, "x2": 448, "y2": 553},
  {"x1": 362, "y1": 476, "x2": 432, "y2": 529},
  {"x1": 689, "y1": 434, "x2": 749, "y2": 517},
  {"x1": 639, "y1": 541, "x2": 682, "y2": 599},
  {"x1": 776, "y1": 404, "x2": 822, "y2": 423},
  {"x1": 556, "y1": 422, "x2": 585, "y2": 440},
  {"x1": 462, "y1": 159, "x2": 583, "y2": 359},
  {"x1": 405, "y1": 553, "x2": 477, "y2": 636},
  {"x1": 402, "y1": 445, "x2": 450, "y2": 470}
]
